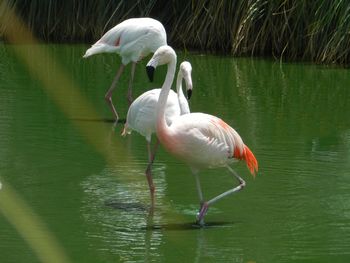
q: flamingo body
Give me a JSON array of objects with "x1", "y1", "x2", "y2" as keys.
[
  {"x1": 83, "y1": 18, "x2": 167, "y2": 121},
  {"x1": 123, "y1": 61, "x2": 192, "y2": 142},
  {"x1": 123, "y1": 89, "x2": 181, "y2": 142},
  {"x1": 157, "y1": 112, "x2": 257, "y2": 172},
  {"x1": 146, "y1": 45, "x2": 258, "y2": 225},
  {"x1": 83, "y1": 18, "x2": 167, "y2": 64}
]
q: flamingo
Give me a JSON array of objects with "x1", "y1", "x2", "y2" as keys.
[
  {"x1": 122, "y1": 61, "x2": 193, "y2": 206},
  {"x1": 83, "y1": 18, "x2": 167, "y2": 122},
  {"x1": 146, "y1": 46, "x2": 258, "y2": 226}
]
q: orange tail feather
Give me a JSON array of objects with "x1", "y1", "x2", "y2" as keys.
[
  {"x1": 243, "y1": 145, "x2": 258, "y2": 177},
  {"x1": 234, "y1": 145, "x2": 258, "y2": 177}
]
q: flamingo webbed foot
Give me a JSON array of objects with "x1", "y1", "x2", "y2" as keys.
[{"x1": 196, "y1": 202, "x2": 209, "y2": 227}]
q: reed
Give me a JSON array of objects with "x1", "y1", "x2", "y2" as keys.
[{"x1": 1, "y1": 0, "x2": 350, "y2": 64}]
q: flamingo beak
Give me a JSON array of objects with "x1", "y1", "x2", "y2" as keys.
[
  {"x1": 187, "y1": 89, "x2": 192, "y2": 100},
  {"x1": 146, "y1": 66, "x2": 155, "y2": 82},
  {"x1": 184, "y1": 72, "x2": 193, "y2": 100}
]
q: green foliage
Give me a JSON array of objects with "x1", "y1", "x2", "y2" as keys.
[{"x1": 2, "y1": 0, "x2": 350, "y2": 64}]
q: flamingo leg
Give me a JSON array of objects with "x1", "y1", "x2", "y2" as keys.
[
  {"x1": 193, "y1": 171, "x2": 206, "y2": 226},
  {"x1": 127, "y1": 62, "x2": 137, "y2": 105},
  {"x1": 150, "y1": 137, "x2": 160, "y2": 164},
  {"x1": 105, "y1": 64, "x2": 125, "y2": 122},
  {"x1": 145, "y1": 138, "x2": 160, "y2": 208},
  {"x1": 193, "y1": 170, "x2": 204, "y2": 206},
  {"x1": 197, "y1": 166, "x2": 246, "y2": 226}
]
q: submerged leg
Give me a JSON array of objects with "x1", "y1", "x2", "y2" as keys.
[
  {"x1": 145, "y1": 138, "x2": 160, "y2": 208},
  {"x1": 105, "y1": 64, "x2": 125, "y2": 122},
  {"x1": 197, "y1": 166, "x2": 246, "y2": 225},
  {"x1": 149, "y1": 138, "x2": 160, "y2": 164},
  {"x1": 127, "y1": 62, "x2": 137, "y2": 105},
  {"x1": 146, "y1": 141, "x2": 155, "y2": 208}
]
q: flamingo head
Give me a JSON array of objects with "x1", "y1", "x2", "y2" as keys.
[
  {"x1": 146, "y1": 45, "x2": 177, "y2": 82},
  {"x1": 180, "y1": 61, "x2": 193, "y2": 100}
]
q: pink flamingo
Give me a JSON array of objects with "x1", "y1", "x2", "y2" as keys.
[
  {"x1": 146, "y1": 46, "x2": 258, "y2": 225},
  {"x1": 122, "y1": 61, "x2": 193, "y2": 206},
  {"x1": 83, "y1": 18, "x2": 167, "y2": 122}
]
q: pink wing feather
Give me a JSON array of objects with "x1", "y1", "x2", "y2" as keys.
[{"x1": 161, "y1": 113, "x2": 258, "y2": 176}]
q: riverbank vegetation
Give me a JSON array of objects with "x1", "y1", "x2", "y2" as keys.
[{"x1": 1, "y1": 0, "x2": 350, "y2": 64}]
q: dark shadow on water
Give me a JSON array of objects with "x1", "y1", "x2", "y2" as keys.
[
  {"x1": 71, "y1": 117, "x2": 126, "y2": 124},
  {"x1": 142, "y1": 221, "x2": 236, "y2": 231},
  {"x1": 105, "y1": 200, "x2": 237, "y2": 231},
  {"x1": 105, "y1": 200, "x2": 148, "y2": 212}
]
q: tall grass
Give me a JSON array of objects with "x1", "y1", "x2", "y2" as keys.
[
  {"x1": 1, "y1": 0, "x2": 160, "y2": 41},
  {"x1": 1, "y1": 0, "x2": 350, "y2": 64}
]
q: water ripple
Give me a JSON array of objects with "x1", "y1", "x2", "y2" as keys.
[{"x1": 80, "y1": 164, "x2": 167, "y2": 261}]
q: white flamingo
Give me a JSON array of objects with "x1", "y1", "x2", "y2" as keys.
[
  {"x1": 146, "y1": 46, "x2": 258, "y2": 226},
  {"x1": 83, "y1": 18, "x2": 167, "y2": 122},
  {"x1": 122, "y1": 61, "x2": 193, "y2": 206}
]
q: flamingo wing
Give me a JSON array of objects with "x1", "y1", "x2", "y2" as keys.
[
  {"x1": 164, "y1": 113, "x2": 244, "y2": 168},
  {"x1": 118, "y1": 22, "x2": 166, "y2": 62},
  {"x1": 125, "y1": 89, "x2": 180, "y2": 141}
]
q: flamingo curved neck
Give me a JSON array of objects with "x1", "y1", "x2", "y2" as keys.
[
  {"x1": 156, "y1": 58, "x2": 177, "y2": 135},
  {"x1": 176, "y1": 73, "x2": 189, "y2": 114},
  {"x1": 176, "y1": 72, "x2": 184, "y2": 96}
]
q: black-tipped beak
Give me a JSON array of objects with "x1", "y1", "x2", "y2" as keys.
[
  {"x1": 187, "y1": 89, "x2": 192, "y2": 100},
  {"x1": 146, "y1": 66, "x2": 155, "y2": 82}
]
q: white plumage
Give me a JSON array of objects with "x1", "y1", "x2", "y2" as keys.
[
  {"x1": 83, "y1": 18, "x2": 167, "y2": 64},
  {"x1": 83, "y1": 18, "x2": 167, "y2": 121},
  {"x1": 123, "y1": 61, "x2": 192, "y2": 142}
]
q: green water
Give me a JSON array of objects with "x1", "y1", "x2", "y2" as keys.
[{"x1": 1, "y1": 44, "x2": 350, "y2": 262}]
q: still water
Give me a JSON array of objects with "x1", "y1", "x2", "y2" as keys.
[{"x1": 0, "y1": 43, "x2": 350, "y2": 262}]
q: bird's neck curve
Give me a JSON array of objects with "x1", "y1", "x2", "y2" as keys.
[
  {"x1": 156, "y1": 57, "x2": 177, "y2": 137},
  {"x1": 176, "y1": 72, "x2": 190, "y2": 114}
]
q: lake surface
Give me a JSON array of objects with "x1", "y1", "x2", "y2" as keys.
[{"x1": 1, "y1": 43, "x2": 350, "y2": 262}]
